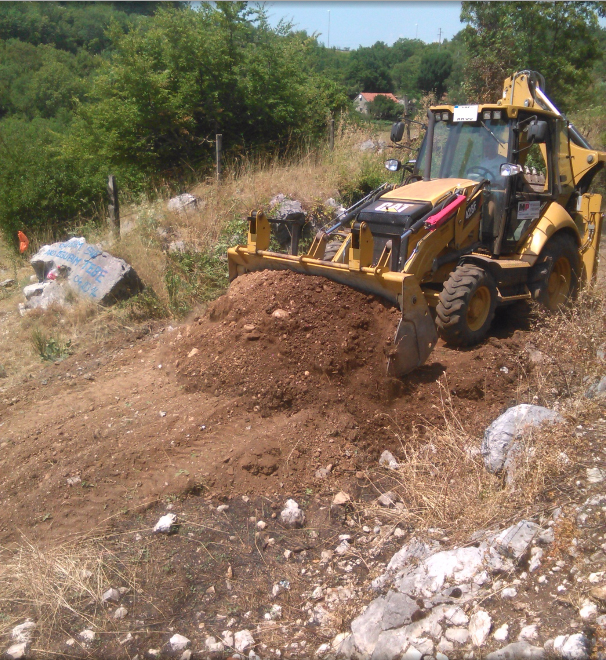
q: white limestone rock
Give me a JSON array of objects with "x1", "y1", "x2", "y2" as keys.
[
  {"x1": 469, "y1": 610, "x2": 491, "y2": 646},
  {"x1": 280, "y1": 499, "x2": 305, "y2": 528}
]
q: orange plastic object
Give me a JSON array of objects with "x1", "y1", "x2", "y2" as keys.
[{"x1": 18, "y1": 231, "x2": 29, "y2": 253}]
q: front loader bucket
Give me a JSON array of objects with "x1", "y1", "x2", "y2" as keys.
[{"x1": 227, "y1": 211, "x2": 439, "y2": 377}]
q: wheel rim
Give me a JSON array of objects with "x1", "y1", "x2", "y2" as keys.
[
  {"x1": 547, "y1": 256, "x2": 571, "y2": 309},
  {"x1": 466, "y1": 286, "x2": 491, "y2": 332}
]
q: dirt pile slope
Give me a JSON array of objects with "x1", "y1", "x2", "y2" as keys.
[{"x1": 174, "y1": 270, "x2": 401, "y2": 415}]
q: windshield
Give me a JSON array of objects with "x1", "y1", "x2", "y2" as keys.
[{"x1": 417, "y1": 119, "x2": 511, "y2": 183}]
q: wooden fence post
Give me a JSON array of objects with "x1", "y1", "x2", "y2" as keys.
[
  {"x1": 107, "y1": 175, "x2": 120, "y2": 238},
  {"x1": 216, "y1": 134, "x2": 222, "y2": 183},
  {"x1": 329, "y1": 118, "x2": 335, "y2": 151}
]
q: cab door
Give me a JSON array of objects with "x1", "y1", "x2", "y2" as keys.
[{"x1": 497, "y1": 114, "x2": 556, "y2": 255}]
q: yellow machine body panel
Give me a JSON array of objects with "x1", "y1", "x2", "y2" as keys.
[
  {"x1": 518, "y1": 203, "x2": 581, "y2": 265},
  {"x1": 380, "y1": 178, "x2": 477, "y2": 205}
]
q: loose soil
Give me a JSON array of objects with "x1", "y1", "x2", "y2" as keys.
[{"x1": 0, "y1": 270, "x2": 532, "y2": 548}]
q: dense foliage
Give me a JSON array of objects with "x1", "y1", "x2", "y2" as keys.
[{"x1": 0, "y1": 1, "x2": 604, "y2": 241}]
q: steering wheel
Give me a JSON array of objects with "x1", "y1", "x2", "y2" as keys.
[{"x1": 466, "y1": 166, "x2": 494, "y2": 181}]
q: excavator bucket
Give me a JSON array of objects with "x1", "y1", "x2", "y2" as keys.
[{"x1": 227, "y1": 210, "x2": 439, "y2": 377}]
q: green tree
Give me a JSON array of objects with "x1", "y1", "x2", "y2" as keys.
[
  {"x1": 461, "y1": 1, "x2": 602, "y2": 108},
  {"x1": 345, "y1": 42, "x2": 394, "y2": 94},
  {"x1": 367, "y1": 95, "x2": 402, "y2": 120},
  {"x1": 416, "y1": 49, "x2": 453, "y2": 99}
]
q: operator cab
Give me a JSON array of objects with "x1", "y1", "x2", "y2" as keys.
[{"x1": 410, "y1": 105, "x2": 569, "y2": 257}]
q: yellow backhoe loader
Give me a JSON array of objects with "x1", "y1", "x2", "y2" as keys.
[{"x1": 227, "y1": 71, "x2": 605, "y2": 376}]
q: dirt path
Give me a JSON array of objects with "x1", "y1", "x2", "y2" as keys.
[{"x1": 0, "y1": 271, "x2": 533, "y2": 547}]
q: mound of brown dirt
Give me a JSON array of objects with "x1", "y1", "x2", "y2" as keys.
[{"x1": 175, "y1": 270, "x2": 402, "y2": 416}]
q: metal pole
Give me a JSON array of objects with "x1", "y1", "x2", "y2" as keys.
[
  {"x1": 329, "y1": 118, "x2": 335, "y2": 151},
  {"x1": 216, "y1": 134, "x2": 222, "y2": 183},
  {"x1": 107, "y1": 175, "x2": 120, "y2": 238},
  {"x1": 423, "y1": 110, "x2": 435, "y2": 182}
]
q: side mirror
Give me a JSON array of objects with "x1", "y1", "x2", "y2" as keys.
[
  {"x1": 391, "y1": 122, "x2": 405, "y2": 143},
  {"x1": 500, "y1": 163, "x2": 524, "y2": 177},
  {"x1": 385, "y1": 159, "x2": 402, "y2": 172},
  {"x1": 527, "y1": 120, "x2": 548, "y2": 143}
]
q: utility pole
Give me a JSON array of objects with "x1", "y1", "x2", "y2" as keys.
[
  {"x1": 327, "y1": 10, "x2": 330, "y2": 48},
  {"x1": 438, "y1": 28, "x2": 442, "y2": 48},
  {"x1": 415, "y1": 23, "x2": 418, "y2": 39}
]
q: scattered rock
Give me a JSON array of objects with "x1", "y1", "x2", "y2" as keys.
[
  {"x1": 102, "y1": 587, "x2": 120, "y2": 603},
  {"x1": 316, "y1": 464, "x2": 333, "y2": 479},
  {"x1": 494, "y1": 520, "x2": 540, "y2": 561},
  {"x1": 501, "y1": 587, "x2": 517, "y2": 599},
  {"x1": 335, "y1": 540, "x2": 350, "y2": 555},
  {"x1": 519, "y1": 625, "x2": 538, "y2": 641},
  {"x1": 494, "y1": 624, "x2": 509, "y2": 641},
  {"x1": 154, "y1": 513, "x2": 177, "y2": 533},
  {"x1": 469, "y1": 610, "x2": 491, "y2": 646},
  {"x1": 114, "y1": 606, "x2": 128, "y2": 620},
  {"x1": 167, "y1": 193, "x2": 200, "y2": 215},
  {"x1": 169, "y1": 635, "x2": 190, "y2": 652},
  {"x1": 482, "y1": 404, "x2": 562, "y2": 474},
  {"x1": 187, "y1": 348, "x2": 199, "y2": 358},
  {"x1": 379, "y1": 450, "x2": 399, "y2": 469},
  {"x1": 550, "y1": 633, "x2": 590, "y2": 659},
  {"x1": 332, "y1": 491, "x2": 350, "y2": 506},
  {"x1": 579, "y1": 601, "x2": 597, "y2": 621},
  {"x1": 5, "y1": 643, "x2": 28, "y2": 660},
  {"x1": 529, "y1": 547, "x2": 543, "y2": 572},
  {"x1": 0, "y1": 278, "x2": 15, "y2": 288},
  {"x1": 271, "y1": 308, "x2": 290, "y2": 320},
  {"x1": 280, "y1": 499, "x2": 305, "y2": 528},
  {"x1": 537, "y1": 527, "x2": 555, "y2": 545},
  {"x1": 234, "y1": 630, "x2": 255, "y2": 653},
  {"x1": 377, "y1": 491, "x2": 397, "y2": 507},
  {"x1": 79, "y1": 630, "x2": 96, "y2": 644},
  {"x1": 12, "y1": 621, "x2": 36, "y2": 644},
  {"x1": 325, "y1": 198, "x2": 346, "y2": 216},
  {"x1": 21, "y1": 280, "x2": 68, "y2": 311},
  {"x1": 445, "y1": 627, "x2": 469, "y2": 644},
  {"x1": 586, "y1": 467, "x2": 604, "y2": 484},
  {"x1": 590, "y1": 585, "x2": 606, "y2": 603},
  {"x1": 264, "y1": 604, "x2": 282, "y2": 621},
  {"x1": 204, "y1": 637, "x2": 224, "y2": 653},
  {"x1": 217, "y1": 504, "x2": 229, "y2": 513},
  {"x1": 485, "y1": 641, "x2": 545, "y2": 659}
]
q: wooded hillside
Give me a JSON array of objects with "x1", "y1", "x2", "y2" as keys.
[{"x1": 0, "y1": 0, "x2": 604, "y2": 242}]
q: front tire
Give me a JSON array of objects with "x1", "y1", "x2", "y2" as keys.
[
  {"x1": 436, "y1": 264, "x2": 498, "y2": 346},
  {"x1": 529, "y1": 233, "x2": 580, "y2": 311},
  {"x1": 322, "y1": 240, "x2": 344, "y2": 262}
]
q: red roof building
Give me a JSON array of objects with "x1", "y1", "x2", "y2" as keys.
[{"x1": 355, "y1": 92, "x2": 401, "y2": 114}]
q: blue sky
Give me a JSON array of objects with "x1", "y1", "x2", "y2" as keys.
[
  {"x1": 265, "y1": 2, "x2": 465, "y2": 49},
  {"x1": 265, "y1": 2, "x2": 606, "y2": 50}
]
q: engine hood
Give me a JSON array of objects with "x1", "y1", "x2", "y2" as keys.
[{"x1": 380, "y1": 178, "x2": 477, "y2": 206}]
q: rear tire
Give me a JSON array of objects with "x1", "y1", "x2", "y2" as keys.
[
  {"x1": 436, "y1": 264, "x2": 498, "y2": 346},
  {"x1": 529, "y1": 233, "x2": 580, "y2": 311}
]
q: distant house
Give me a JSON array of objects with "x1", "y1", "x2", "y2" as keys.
[{"x1": 355, "y1": 92, "x2": 401, "y2": 114}]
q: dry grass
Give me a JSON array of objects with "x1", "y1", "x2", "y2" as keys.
[
  {"x1": 358, "y1": 279, "x2": 606, "y2": 542},
  {"x1": 0, "y1": 537, "x2": 140, "y2": 648}
]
